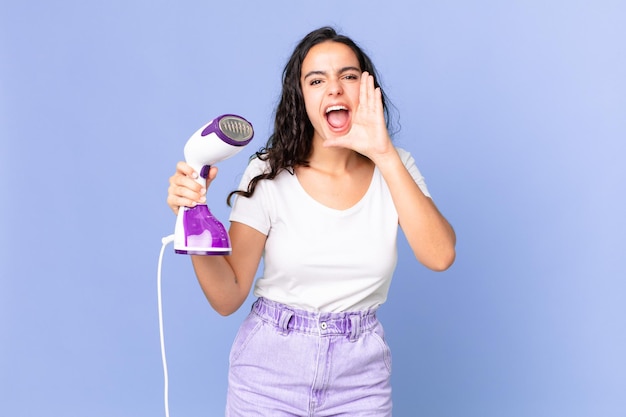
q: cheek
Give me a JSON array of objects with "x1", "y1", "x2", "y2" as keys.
[
  {"x1": 304, "y1": 105, "x2": 322, "y2": 129},
  {"x1": 348, "y1": 85, "x2": 361, "y2": 104},
  {"x1": 303, "y1": 93, "x2": 321, "y2": 122}
]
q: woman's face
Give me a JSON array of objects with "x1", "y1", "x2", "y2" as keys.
[{"x1": 300, "y1": 41, "x2": 362, "y2": 142}]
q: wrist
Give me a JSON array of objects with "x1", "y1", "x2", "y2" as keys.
[{"x1": 370, "y1": 145, "x2": 400, "y2": 168}]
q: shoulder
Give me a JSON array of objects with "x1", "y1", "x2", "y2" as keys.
[
  {"x1": 248, "y1": 153, "x2": 271, "y2": 171},
  {"x1": 395, "y1": 147, "x2": 415, "y2": 167},
  {"x1": 395, "y1": 147, "x2": 410, "y2": 158},
  {"x1": 242, "y1": 154, "x2": 271, "y2": 177},
  {"x1": 233, "y1": 154, "x2": 270, "y2": 191},
  {"x1": 393, "y1": 146, "x2": 431, "y2": 197}
]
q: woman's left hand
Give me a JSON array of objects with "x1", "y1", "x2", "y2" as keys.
[{"x1": 323, "y1": 71, "x2": 395, "y2": 163}]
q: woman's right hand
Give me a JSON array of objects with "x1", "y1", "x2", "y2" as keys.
[{"x1": 166, "y1": 161, "x2": 218, "y2": 215}]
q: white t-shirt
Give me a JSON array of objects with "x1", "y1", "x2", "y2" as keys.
[{"x1": 229, "y1": 148, "x2": 430, "y2": 312}]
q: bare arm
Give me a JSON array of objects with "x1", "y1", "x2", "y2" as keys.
[
  {"x1": 373, "y1": 150, "x2": 456, "y2": 271},
  {"x1": 190, "y1": 221, "x2": 265, "y2": 315}
]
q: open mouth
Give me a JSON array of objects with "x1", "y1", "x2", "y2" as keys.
[{"x1": 325, "y1": 105, "x2": 350, "y2": 129}]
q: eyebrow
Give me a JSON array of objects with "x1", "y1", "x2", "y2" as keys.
[{"x1": 302, "y1": 66, "x2": 361, "y2": 80}]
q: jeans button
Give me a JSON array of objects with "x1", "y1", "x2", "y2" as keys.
[{"x1": 320, "y1": 321, "x2": 328, "y2": 330}]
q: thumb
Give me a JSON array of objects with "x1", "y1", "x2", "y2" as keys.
[{"x1": 204, "y1": 165, "x2": 219, "y2": 189}]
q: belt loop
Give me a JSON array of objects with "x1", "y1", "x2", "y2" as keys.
[
  {"x1": 278, "y1": 309, "x2": 293, "y2": 336},
  {"x1": 349, "y1": 315, "x2": 361, "y2": 342}
]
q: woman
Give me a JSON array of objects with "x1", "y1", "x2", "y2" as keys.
[{"x1": 167, "y1": 26, "x2": 456, "y2": 417}]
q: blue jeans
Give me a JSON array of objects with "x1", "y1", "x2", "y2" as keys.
[{"x1": 226, "y1": 297, "x2": 393, "y2": 416}]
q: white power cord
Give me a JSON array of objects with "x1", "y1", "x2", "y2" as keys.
[{"x1": 158, "y1": 234, "x2": 175, "y2": 417}]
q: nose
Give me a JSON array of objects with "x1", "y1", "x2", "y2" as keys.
[{"x1": 327, "y1": 79, "x2": 343, "y2": 96}]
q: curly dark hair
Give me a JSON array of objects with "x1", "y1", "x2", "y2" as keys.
[{"x1": 227, "y1": 26, "x2": 396, "y2": 205}]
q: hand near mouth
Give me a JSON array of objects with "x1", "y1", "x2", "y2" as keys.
[{"x1": 323, "y1": 71, "x2": 396, "y2": 164}]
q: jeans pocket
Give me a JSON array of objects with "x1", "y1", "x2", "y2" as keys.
[
  {"x1": 370, "y1": 324, "x2": 393, "y2": 374},
  {"x1": 229, "y1": 314, "x2": 264, "y2": 364}
]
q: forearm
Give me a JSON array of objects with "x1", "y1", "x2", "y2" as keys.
[
  {"x1": 191, "y1": 255, "x2": 249, "y2": 315},
  {"x1": 189, "y1": 222, "x2": 266, "y2": 315},
  {"x1": 374, "y1": 149, "x2": 456, "y2": 271}
]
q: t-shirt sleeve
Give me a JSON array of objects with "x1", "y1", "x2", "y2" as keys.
[
  {"x1": 396, "y1": 147, "x2": 431, "y2": 198},
  {"x1": 228, "y1": 157, "x2": 271, "y2": 235}
]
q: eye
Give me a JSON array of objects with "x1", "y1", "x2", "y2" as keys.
[
  {"x1": 309, "y1": 79, "x2": 322, "y2": 86},
  {"x1": 343, "y1": 73, "x2": 359, "y2": 81}
]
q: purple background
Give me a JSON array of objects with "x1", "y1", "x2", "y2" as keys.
[{"x1": 1, "y1": 1, "x2": 625, "y2": 416}]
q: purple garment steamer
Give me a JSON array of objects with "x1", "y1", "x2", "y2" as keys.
[{"x1": 174, "y1": 114, "x2": 254, "y2": 255}]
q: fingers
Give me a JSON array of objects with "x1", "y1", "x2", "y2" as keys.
[
  {"x1": 358, "y1": 71, "x2": 383, "y2": 116},
  {"x1": 366, "y1": 72, "x2": 376, "y2": 110},
  {"x1": 175, "y1": 160, "x2": 196, "y2": 177},
  {"x1": 167, "y1": 176, "x2": 203, "y2": 215},
  {"x1": 167, "y1": 162, "x2": 217, "y2": 215},
  {"x1": 205, "y1": 165, "x2": 218, "y2": 184}
]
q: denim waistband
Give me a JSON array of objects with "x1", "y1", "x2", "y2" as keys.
[{"x1": 251, "y1": 297, "x2": 378, "y2": 342}]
